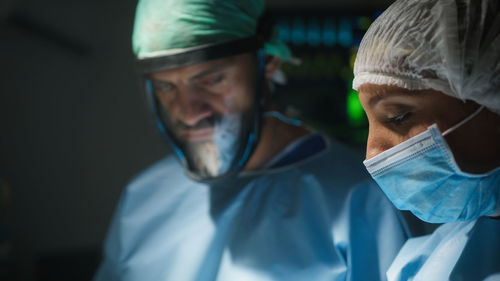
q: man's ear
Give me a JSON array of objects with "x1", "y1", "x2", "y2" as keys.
[{"x1": 264, "y1": 55, "x2": 282, "y2": 79}]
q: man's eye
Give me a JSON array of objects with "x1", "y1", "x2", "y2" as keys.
[
  {"x1": 204, "y1": 74, "x2": 224, "y2": 85},
  {"x1": 154, "y1": 82, "x2": 175, "y2": 94},
  {"x1": 385, "y1": 112, "x2": 412, "y2": 125}
]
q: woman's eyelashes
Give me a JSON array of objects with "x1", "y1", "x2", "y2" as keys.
[{"x1": 384, "y1": 112, "x2": 413, "y2": 125}]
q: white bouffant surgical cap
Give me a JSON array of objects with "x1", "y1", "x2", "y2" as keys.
[{"x1": 353, "y1": 0, "x2": 500, "y2": 114}]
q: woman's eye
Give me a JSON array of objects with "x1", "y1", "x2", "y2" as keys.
[{"x1": 385, "y1": 112, "x2": 412, "y2": 125}]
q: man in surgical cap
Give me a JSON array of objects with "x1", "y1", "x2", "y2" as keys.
[
  {"x1": 354, "y1": 0, "x2": 500, "y2": 280},
  {"x1": 93, "y1": 0, "x2": 410, "y2": 280}
]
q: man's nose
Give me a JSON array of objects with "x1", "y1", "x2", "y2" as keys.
[{"x1": 178, "y1": 87, "x2": 213, "y2": 126}]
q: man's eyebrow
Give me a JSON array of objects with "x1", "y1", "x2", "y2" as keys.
[
  {"x1": 189, "y1": 62, "x2": 231, "y2": 82},
  {"x1": 150, "y1": 77, "x2": 172, "y2": 85}
]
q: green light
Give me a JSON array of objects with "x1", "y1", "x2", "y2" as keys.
[
  {"x1": 358, "y1": 16, "x2": 372, "y2": 30},
  {"x1": 347, "y1": 89, "x2": 365, "y2": 127}
]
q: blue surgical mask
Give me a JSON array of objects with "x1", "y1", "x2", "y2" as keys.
[{"x1": 364, "y1": 106, "x2": 500, "y2": 223}]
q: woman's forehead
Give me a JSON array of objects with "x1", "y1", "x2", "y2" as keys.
[
  {"x1": 358, "y1": 84, "x2": 428, "y2": 105},
  {"x1": 358, "y1": 84, "x2": 424, "y2": 95}
]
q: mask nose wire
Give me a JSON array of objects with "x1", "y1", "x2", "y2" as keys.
[{"x1": 442, "y1": 105, "x2": 485, "y2": 137}]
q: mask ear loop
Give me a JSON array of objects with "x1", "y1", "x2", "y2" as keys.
[{"x1": 442, "y1": 105, "x2": 485, "y2": 137}]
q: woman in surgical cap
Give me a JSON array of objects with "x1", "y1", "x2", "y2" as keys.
[{"x1": 353, "y1": 0, "x2": 500, "y2": 280}]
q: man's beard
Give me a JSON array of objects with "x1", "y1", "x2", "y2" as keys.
[
  {"x1": 175, "y1": 113, "x2": 247, "y2": 178},
  {"x1": 184, "y1": 141, "x2": 222, "y2": 177}
]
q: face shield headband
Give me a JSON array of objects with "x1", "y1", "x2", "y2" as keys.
[
  {"x1": 136, "y1": 36, "x2": 263, "y2": 73},
  {"x1": 139, "y1": 37, "x2": 266, "y2": 183}
]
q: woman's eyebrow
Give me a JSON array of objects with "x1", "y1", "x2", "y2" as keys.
[{"x1": 367, "y1": 88, "x2": 421, "y2": 107}]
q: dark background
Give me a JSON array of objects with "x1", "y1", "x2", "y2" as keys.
[{"x1": 0, "y1": 0, "x2": 394, "y2": 280}]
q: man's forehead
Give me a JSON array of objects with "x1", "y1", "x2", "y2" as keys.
[{"x1": 149, "y1": 55, "x2": 239, "y2": 81}]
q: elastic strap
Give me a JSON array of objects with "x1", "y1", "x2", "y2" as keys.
[
  {"x1": 443, "y1": 105, "x2": 485, "y2": 136},
  {"x1": 263, "y1": 111, "x2": 302, "y2": 126}
]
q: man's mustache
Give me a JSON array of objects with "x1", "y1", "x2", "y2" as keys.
[{"x1": 174, "y1": 116, "x2": 218, "y2": 131}]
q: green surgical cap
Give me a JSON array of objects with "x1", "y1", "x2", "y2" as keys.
[{"x1": 132, "y1": 0, "x2": 291, "y2": 62}]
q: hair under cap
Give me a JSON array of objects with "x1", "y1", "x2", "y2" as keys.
[{"x1": 353, "y1": 0, "x2": 500, "y2": 114}]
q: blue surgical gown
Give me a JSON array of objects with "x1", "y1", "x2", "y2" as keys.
[
  {"x1": 94, "y1": 138, "x2": 409, "y2": 281},
  {"x1": 387, "y1": 217, "x2": 500, "y2": 281}
]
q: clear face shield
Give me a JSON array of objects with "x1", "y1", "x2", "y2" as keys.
[{"x1": 137, "y1": 36, "x2": 266, "y2": 182}]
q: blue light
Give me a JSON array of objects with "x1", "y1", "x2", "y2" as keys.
[
  {"x1": 338, "y1": 19, "x2": 353, "y2": 47},
  {"x1": 292, "y1": 18, "x2": 306, "y2": 46},
  {"x1": 322, "y1": 19, "x2": 336, "y2": 46},
  {"x1": 276, "y1": 19, "x2": 290, "y2": 43},
  {"x1": 307, "y1": 19, "x2": 321, "y2": 47}
]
